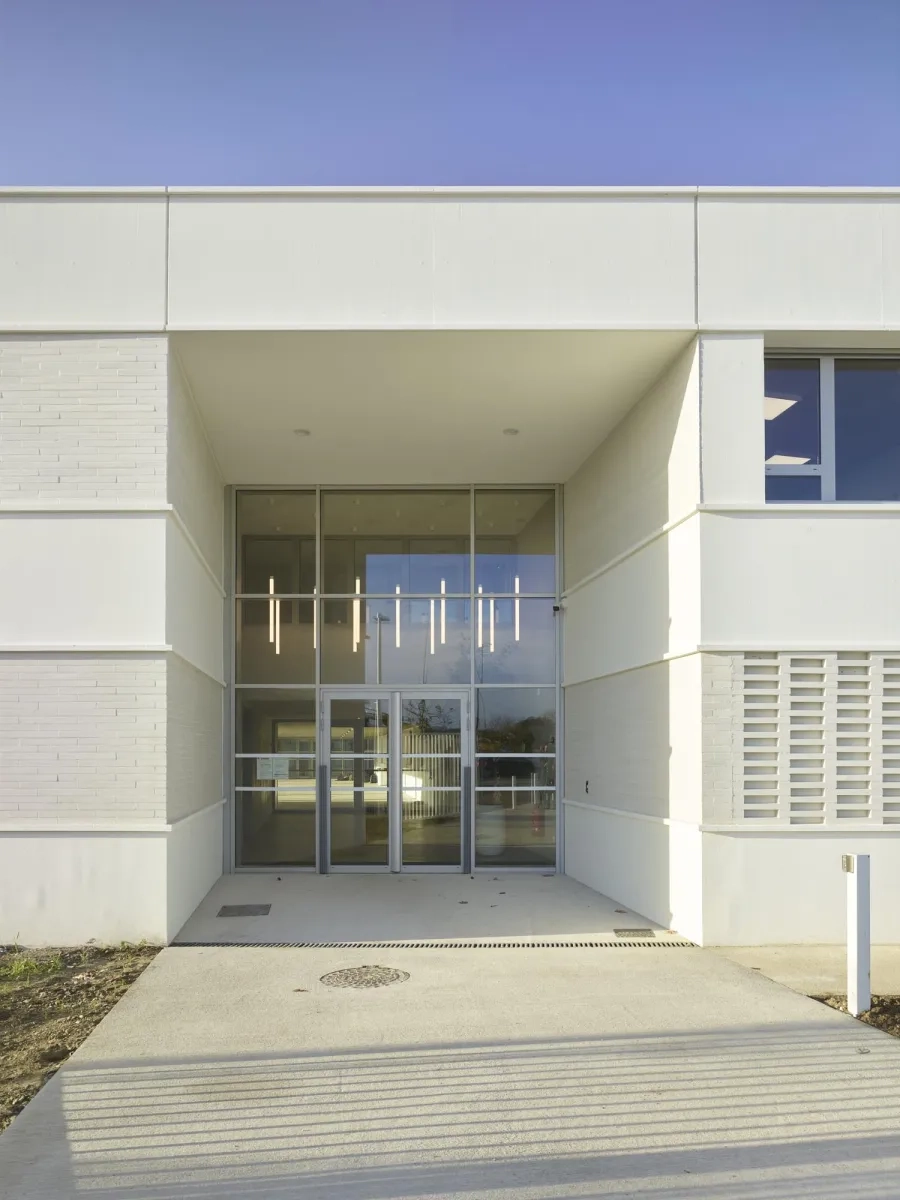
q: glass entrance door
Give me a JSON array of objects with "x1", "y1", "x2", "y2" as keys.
[{"x1": 323, "y1": 691, "x2": 469, "y2": 872}]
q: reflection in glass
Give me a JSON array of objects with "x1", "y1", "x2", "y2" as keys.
[
  {"x1": 764, "y1": 361, "x2": 820, "y2": 467},
  {"x1": 476, "y1": 490, "x2": 555, "y2": 593},
  {"x1": 836, "y1": 361, "x2": 900, "y2": 501},
  {"x1": 234, "y1": 690, "x2": 318, "y2": 868},
  {"x1": 475, "y1": 790, "x2": 556, "y2": 867},
  {"x1": 402, "y1": 788, "x2": 462, "y2": 867},
  {"x1": 235, "y1": 690, "x2": 316, "y2": 755},
  {"x1": 765, "y1": 475, "x2": 821, "y2": 502},
  {"x1": 236, "y1": 492, "x2": 316, "y2": 594},
  {"x1": 237, "y1": 599, "x2": 315, "y2": 684},
  {"x1": 236, "y1": 790, "x2": 316, "y2": 867},
  {"x1": 322, "y1": 599, "x2": 470, "y2": 684},
  {"x1": 475, "y1": 599, "x2": 555, "y2": 684},
  {"x1": 330, "y1": 786, "x2": 389, "y2": 866},
  {"x1": 476, "y1": 757, "x2": 555, "y2": 788},
  {"x1": 329, "y1": 698, "x2": 390, "y2": 756},
  {"x1": 476, "y1": 689, "x2": 556, "y2": 753},
  {"x1": 322, "y1": 491, "x2": 470, "y2": 594}
]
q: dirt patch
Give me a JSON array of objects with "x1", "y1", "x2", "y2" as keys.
[
  {"x1": 0, "y1": 943, "x2": 159, "y2": 1133},
  {"x1": 814, "y1": 994, "x2": 900, "y2": 1038}
]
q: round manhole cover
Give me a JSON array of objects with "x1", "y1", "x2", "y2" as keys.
[{"x1": 319, "y1": 965, "x2": 409, "y2": 989}]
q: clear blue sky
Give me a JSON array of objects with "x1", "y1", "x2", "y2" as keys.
[{"x1": 1, "y1": 0, "x2": 898, "y2": 185}]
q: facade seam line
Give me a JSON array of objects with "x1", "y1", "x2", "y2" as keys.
[{"x1": 563, "y1": 509, "x2": 700, "y2": 598}]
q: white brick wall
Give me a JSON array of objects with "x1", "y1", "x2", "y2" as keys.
[
  {"x1": 0, "y1": 655, "x2": 167, "y2": 823},
  {"x1": 0, "y1": 335, "x2": 168, "y2": 501}
]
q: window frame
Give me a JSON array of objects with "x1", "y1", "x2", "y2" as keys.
[{"x1": 764, "y1": 355, "x2": 835, "y2": 501}]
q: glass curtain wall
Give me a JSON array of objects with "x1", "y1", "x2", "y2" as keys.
[{"x1": 233, "y1": 488, "x2": 558, "y2": 869}]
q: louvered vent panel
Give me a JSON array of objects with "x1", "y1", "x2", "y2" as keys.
[
  {"x1": 834, "y1": 653, "x2": 871, "y2": 820},
  {"x1": 742, "y1": 653, "x2": 780, "y2": 820},
  {"x1": 736, "y1": 652, "x2": 898, "y2": 826},
  {"x1": 788, "y1": 656, "x2": 826, "y2": 824},
  {"x1": 881, "y1": 657, "x2": 900, "y2": 824}
]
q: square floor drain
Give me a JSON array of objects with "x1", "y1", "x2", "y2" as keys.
[
  {"x1": 614, "y1": 928, "x2": 655, "y2": 938},
  {"x1": 217, "y1": 904, "x2": 271, "y2": 918}
]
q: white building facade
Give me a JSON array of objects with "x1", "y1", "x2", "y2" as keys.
[{"x1": 2, "y1": 186, "x2": 900, "y2": 946}]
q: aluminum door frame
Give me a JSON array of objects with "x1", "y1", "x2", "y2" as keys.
[{"x1": 320, "y1": 687, "x2": 470, "y2": 874}]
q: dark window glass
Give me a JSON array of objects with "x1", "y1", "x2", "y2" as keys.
[
  {"x1": 475, "y1": 688, "x2": 556, "y2": 753},
  {"x1": 236, "y1": 492, "x2": 316, "y2": 594},
  {"x1": 764, "y1": 360, "x2": 820, "y2": 467},
  {"x1": 835, "y1": 361, "x2": 900, "y2": 501},
  {"x1": 765, "y1": 475, "x2": 821, "y2": 502}
]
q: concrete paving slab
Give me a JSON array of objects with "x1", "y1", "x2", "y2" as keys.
[
  {"x1": 2, "y1": 932, "x2": 900, "y2": 1197},
  {"x1": 175, "y1": 873, "x2": 671, "y2": 944},
  {"x1": 712, "y1": 944, "x2": 900, "y2": 997}
]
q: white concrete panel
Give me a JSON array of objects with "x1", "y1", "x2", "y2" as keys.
[
  {"x1": 700, "y1": 511, "x2": 900, "y2": 646},
  {"x1": 166, "y1": 803, "x2": 223, "y2": 941},
  {"x1": 699, "y1": 334, "x2": 765, "y2": 505},
  {"x1": 168, "y1": 198, "x2": 435, "y2": 328},
  {"x1": 564, "y1": 803, "x2": 671, "y2": 928},
  {"x1": 165, "y1": 520, "x2": 224, "y2": 683},
  {"x1": 167, "y1": 196, "x2": 696, "y2": 329},
  {"x1": 668, "y1": 821, "x2": 704, "y2": 944},
  {"x1": 166, "y1": 656, "x2": 223, "y2": 823},
  {"x1": 0, "y1": 832, "x2": 168, "y2": 945},
  {"x1": 168, "y1": 353, "x2": 224, "y2": 580},
  {"x1": 564, "y1": 518, "x2": 699, "y2": 685},
  {"x1": 431, "y1": 197, "x2": 696, "y2": 326},
  {"x1": 0, "y1": 515, "x2": 166, "y2": 646},
  {"x1": 564, "y1": 340, "x2": 699, "y2": 586},
  {"x1": 702, "y1": 831, "x2": 900, "y2": 945},
  {"x1": 0, "y1": 197, "x2": 167, "y2": 329},
  {"x1": 698, "y1": 197, "x2": 893, "y2": 328}
]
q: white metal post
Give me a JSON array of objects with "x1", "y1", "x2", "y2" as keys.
[{"x1": 843, "y1": 853, "x2": 871, "y2": 1016}]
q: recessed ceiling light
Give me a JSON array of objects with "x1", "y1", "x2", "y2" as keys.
[
  {"x1": 293, "y1": 428, "x2": 311, "y2": 437},
  {"x1": 503, "y1": 428, "x2": 519, "y2": 436}
]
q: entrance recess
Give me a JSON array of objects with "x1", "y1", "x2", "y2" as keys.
[{"x1": 323, "y1": 691, "x2": 470, "y2": 872}]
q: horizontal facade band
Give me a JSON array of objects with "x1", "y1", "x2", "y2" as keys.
[
  {"x1": 563, "y1": 508, "x2": 698, "y2": 599},
  {"x1": 563, "y1": 799, "x2": 900, "y2": 835},
  {"x1": 6, "y1": 185, "x2": 900, "y2": 196},
  {"x1": 0, "y1": 797, "x2": 225, "y2": 835}
]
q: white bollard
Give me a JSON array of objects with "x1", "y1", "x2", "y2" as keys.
[{"x1": 842, "y1": 853, "x2": 871, "y2": 1016}]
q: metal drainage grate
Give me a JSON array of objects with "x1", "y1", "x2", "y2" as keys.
[
  {"x1": 176, "y1": 939, "x2": 694, "y2": 950},
  {"x1": 320, "y1": 965, "x2": 409, "y2": 988},
  {"x1": 217, "y1": 904, "x2": 272, "y2": 918}
]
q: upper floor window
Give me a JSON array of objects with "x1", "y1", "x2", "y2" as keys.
[{"x1": 765, "y1": 358, "x2": 900, "y2": 502}]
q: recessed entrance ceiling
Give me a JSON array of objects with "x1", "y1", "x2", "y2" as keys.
[{"x1": 173, "y1": 330, "x2": 691, "y2": 485}]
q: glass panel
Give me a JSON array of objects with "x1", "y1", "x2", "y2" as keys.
[
  {"x1": 476, "y1": 688, "x2": 556, "y2": 753},
  {"x1": 475, "y1": 790, "x2": 556, "y2": 867},
  {"x1": 765, "y1": 474, "x2": 822, "y2": 502},
  {"x1": 401, "y1": 697, "x2": 462, "y2": 746},
  {"x1": 475, "y1": 490, "x2": 555, "y2": 593},
  {"x1": 476, "y1": 757, "x2": 556, "y2": 788},
  {"x1": 236, "y1": 492, "x2": 316, "y2": 594},
  {"x1": 322, "y1": 491, "x2": 470, "y2": 594},
  {"x1": 764, "y1": 360, "x2": 820, "y2": 467},
  {"x1": 328, "y1": 698, "x2": 390, "y2": 756},
  {"x1": 322, "y1": 598, "x2": 470, "y2": 684},
  {"x1": 236, "y1": 756, "x2": 315, "y2": 788},
  {"x1": 836, "y1": 361, "x2": 900, "y2": 501},
  {"x1": 235, "y1": 690, "x2": 316, "y2": 755},
  {"x1": 236, "y1": 790, "x2": 316, "y2": 867},
  {"x1": 236, "y1": 599, "x2": 315, "y2": 684},
  {"x1": 475, "y1": 598, "x2": 555, "y2": 684},
  {"x1": 330, "y1": 785, "x2": 389, "y2": 866},
  {"x1": 402, "y1": 757, "x2": 461, "y2": 789},
  {"x1": 402, "y1": 788, "x2": 462, "y2": 867}
]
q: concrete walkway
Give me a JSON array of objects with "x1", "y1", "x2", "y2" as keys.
[{"x1": 3, "y1": 889, "x2": 900, "y2": 1197}]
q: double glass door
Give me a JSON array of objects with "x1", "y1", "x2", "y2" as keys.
[{"x1": 324, "y1": 691, "x2": 469, "y2": 872}]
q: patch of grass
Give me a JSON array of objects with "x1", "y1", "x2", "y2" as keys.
[{"x1": 0, "y1": 952, "x2": 64, "y2": 981}]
